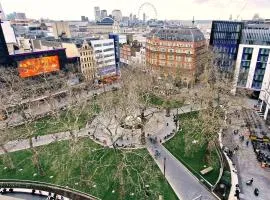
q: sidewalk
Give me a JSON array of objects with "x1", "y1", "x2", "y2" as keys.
[
  {"x1": 0, "y1": 104, "x2": 203, "y2": 155},
  {"x1": 222, "y1": 108, "x2": 270, "y2": 200},
  {"x1": 147, "y1": 142, "x2": 217, "y2": 200}
]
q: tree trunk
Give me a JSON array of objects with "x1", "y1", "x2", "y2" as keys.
[
  {"x1": 0, "y1": 144, "x2": 15, "y2": 169},
  {"x1": 166, "y1": 108, "x2": 170, "y2": 117},
  {"x1": 29, "y1": 138, "x2": 45, "y2": 176}
]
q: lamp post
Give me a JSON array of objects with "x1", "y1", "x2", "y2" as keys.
[{"x1": 163, "y1": 157, "x2": 166, "y2": 177}]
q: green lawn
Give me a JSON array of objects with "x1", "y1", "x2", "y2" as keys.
[
  {"x1": 143, "y1": 93, "x2": 184, "y2": 108},
  {"x1": 164, "y1": 112, "x2": 220, "y2": 186},
  {"x1": 0, "y1": 139, "x2": 178, "y2": 200},
  {"x1": 6, "y1": 103, "x2": 100, "y2": 141}
]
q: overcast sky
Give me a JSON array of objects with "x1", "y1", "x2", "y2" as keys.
[{"x1": 1, "y1": 0, "x2": 270, "y2": 21}]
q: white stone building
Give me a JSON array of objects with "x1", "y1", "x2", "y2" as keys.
[{"x1": 90, "y1": 39, "x2": 116, "y2": 78}]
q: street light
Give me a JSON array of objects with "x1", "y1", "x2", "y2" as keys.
[{"x1": 163, "y1": 157, "x2": 166, "y2": 177}]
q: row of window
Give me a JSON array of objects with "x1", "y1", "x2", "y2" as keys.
[
  {"x1": 81, "y1": 63, "x2": 94, "y2": 68},
  {"x1": 81, "y1": 57, "x2": 94, "y2": 63},
  {"x1": 104, "y1": 59, "x2": 115, "y2": 64},
  {"x1": 213, "y1": 23, "x2": 242, "y2": 33},
  {"x1": 260, "y1": 48, "x2": 270, "y2": 55},
  {"x1": 94, "y1": 42, "x2": 113, "y2": 47},
  {"x1": 213, "y1": 32, "x2": 240, "y2": 40},
  {"x1": 213, "y1": 46, "x2": 237, "y2": 54},
  {"x1": 213, "y1": 40, "x2": 238, "y2": 45},
  {"x1": 104, "y1": 53, "x2": 115, "y2": 58},
  {"x1": 103, "y1": 48, "x2": 114, "y2": 52},
  {"x1": 252, "y1": 81, "x2": 262, "y2": 89},
  {"x1": 244, "y1": 47, "x2": 253, "y2": 54},
  {"x1": 149, "y1": 59, "x2": 193, "y2": 67},
  {"x1": 147, "y1": 41, "x2": 193, "y2": 48},
  {"x1": 257, "y1": 55, "x2": 269, "y2": 62},
  {"x1": 241, "y1": 61, "x2": 251, "y2": 68},
  {"x1": 148, "y1": 48, "x2": 193, "y2": 54},
  {"x1": 80, "y1": 51, "x2": 92, "y2": 56}
]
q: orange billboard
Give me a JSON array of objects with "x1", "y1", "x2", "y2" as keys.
[{"x1": 18, "y1": 55, "x2": 60, "y2": 78}]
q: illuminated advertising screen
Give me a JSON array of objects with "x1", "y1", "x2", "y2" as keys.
[{"x1": 18, "y1": 55, "x2": 60, "y2": 78}]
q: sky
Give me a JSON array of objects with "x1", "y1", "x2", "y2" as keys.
[{"x1": 1, "y1": 0, "x2": 270, "y2": 21}]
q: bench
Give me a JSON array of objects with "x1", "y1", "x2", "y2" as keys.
[{"x1": 200, "y1": 167, "x2": 213, "y2": 175}]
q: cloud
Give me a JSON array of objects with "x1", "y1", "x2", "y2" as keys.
[{"x1": 192, "y1": 0, "x2": 209, "y2": 3}]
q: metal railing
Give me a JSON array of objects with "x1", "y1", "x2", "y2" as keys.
[{"x1": 0, "y1": 179, "x2": 100, "y2": 200}]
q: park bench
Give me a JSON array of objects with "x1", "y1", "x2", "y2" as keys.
[{"x1": 200, "y1": 167, "x2": 213, "y2": 175}]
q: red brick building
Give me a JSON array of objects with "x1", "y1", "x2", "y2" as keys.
[{"x1": 146, "y1": 27, "x2": 206, "y2": 87}]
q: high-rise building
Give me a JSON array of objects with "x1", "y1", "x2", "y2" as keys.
[
  {"x1": 146, "y1": 27, "x2": 206, "y2": 87},
  {"x1": 94, "y1": 7, "x2": 101, "y2": 22},
  {"x1": 81, "y1": 16, "x2": 88, "y2": 22},
  {"x1": 112, "y1": 10, "x2": 122, "y2": 22},
  {"x1": 7, "y1": 12, "x2": 26, "y2": 20},
  {"x1": 100, "y1": 10, "x2": 107, "y2": 19},
  {"x1": 233, "y1": 26, "x2": 270, "y2": 95},
  {"x1": 133, "y1": 15, "x2": 137, "y2": 21},
  {"x1": 15, "y1": 12, "x2": 26, "y2": 20},
  {"x1": 90, "y1": 38, "x2": 117, "y2": 79},
  {"x1": 109, "y1": 33, "x2": 120, "y2": 75},
  {"x1": 210, "y1": 21, "x2": 244, "y2": 71},
  {"x1": 143, "y1": 13, "x2": 146, "y2": 23},
  {"x1": 0, "y1": 2, "x2": 6, "y2": 20}
]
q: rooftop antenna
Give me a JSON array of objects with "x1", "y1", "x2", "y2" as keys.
[{"x1": 192, "y1": 16, "x2": 195, "y2": 26}]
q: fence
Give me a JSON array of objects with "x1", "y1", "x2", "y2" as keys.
[{"x1": 0, "y1": 179, "x2": 100, "y2": 200}]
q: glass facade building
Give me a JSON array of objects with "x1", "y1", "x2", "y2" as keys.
[
  {"x1": 252, "y1": 48, "x2": 270, "y2": 90},
  {"x1": 238, "y1": 47, "x2": 253, "y2": 87},
  {"x1": 210, "y1": 21, "x2": 244, "y2": 70}
]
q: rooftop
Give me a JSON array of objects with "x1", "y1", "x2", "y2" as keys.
[
  {"x1": 241, "y1": 28, "x2": 270, "y2": 45},
  {"x1": 148, "y1": 27, "x2": 205, "y2": 42}
]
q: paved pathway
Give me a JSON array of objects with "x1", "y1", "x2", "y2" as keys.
[
  {"x1": 0, "y1": 104, "x2": 201, "y2": 155},
  {"x1": 147, "y1": 142, "x2": 217, "y2": 200},
  {"x1": 146, "y1": 105, "x2": 217, "y2": 200},
  {"x1": 0, "y1": 104, "x2": 218, "y2": 200},
  {"x1": 222, "y1": 103, "x2": 270, "y2": 200}
]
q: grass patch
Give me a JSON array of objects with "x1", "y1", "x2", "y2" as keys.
[
  {"x1": 165, "y1": 111, "x2": 220, "y2": 186},
  {"x1": 0, "y1": 139, "x2": 178, "y2": 200},
  {"x1": 143, "y1": 93, "x2": 184, "y2": 108},
  {"x1": 6, "y1": 103, "x2": 100, "y2": 140}
]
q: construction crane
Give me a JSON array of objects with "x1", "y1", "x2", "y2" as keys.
[{"x1": 236, "y1": 0, "x2": 248, "y2": 20}]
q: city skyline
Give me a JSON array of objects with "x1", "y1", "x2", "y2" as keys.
[{"x1": 1, "y1": 0, "x2": 270, "y2": 21}]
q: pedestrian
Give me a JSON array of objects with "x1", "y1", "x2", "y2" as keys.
[
  {"x1": 34, "y1": 135, "x2": 38, "y2": 141},
  {"x1": 160, "y1": 139, "x2": 162, "y2": 143},
  {"x1": 246, "y1": 140, "x2": 249, "y2": 146},
  {"x1": 166, "y1": 123, "x2": 169, "y2": 126}
]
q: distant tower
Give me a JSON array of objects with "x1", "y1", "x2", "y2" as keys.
[
  {"x1": 101, "y1": 10, "x2": 107, "y2": 19},
  {"x1": 229, "y1": 14, "x2": 233, "y2": 21},
  {"x1": 143, "y1": 13, "x2": 146, "y2": 22},
  {"x1": 192, "y1": 16, "x2": 195, "y2": 26},
  {"x1": 0, "y1": 2, "x2": 6, "y2": 20},
  {"x1": 94, "y1": 7, "x2": 101, "y2": 22}
]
